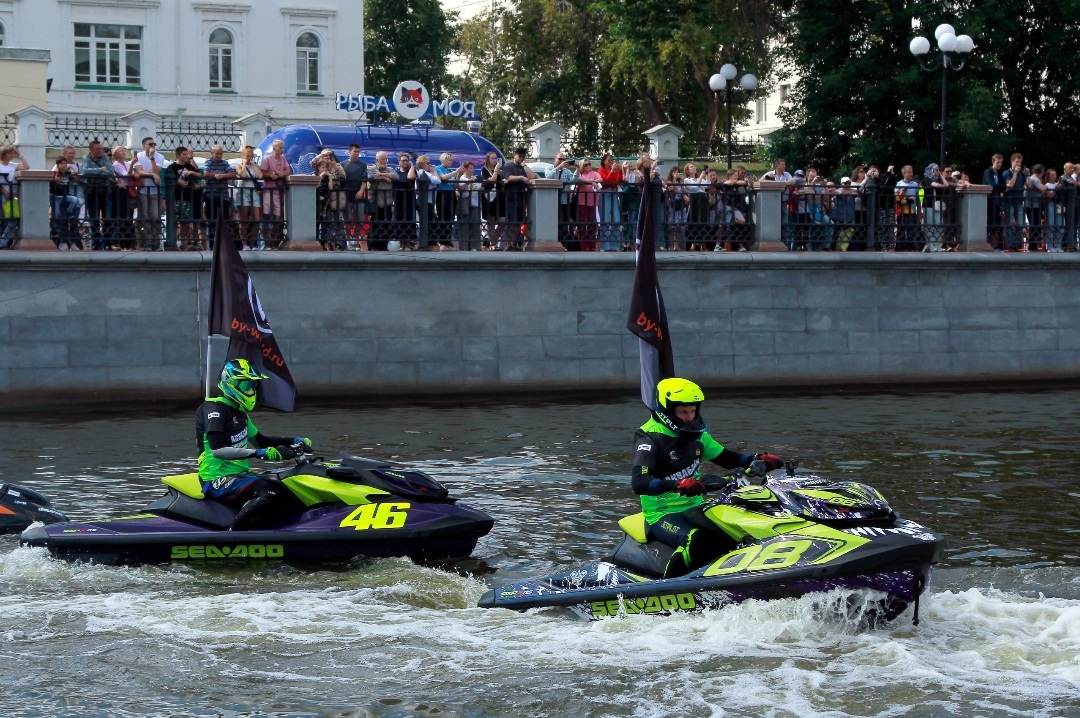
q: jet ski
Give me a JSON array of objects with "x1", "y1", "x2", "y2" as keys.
[
  {"x1": 0, "y1": 484, "x2": 68, "y2": 533},
  {"x1": 20, "y1": 452, "x2": 494, "y2": 566},
  {"x1": 479, "y1": 463, "x2": 944, "y2": 624}
]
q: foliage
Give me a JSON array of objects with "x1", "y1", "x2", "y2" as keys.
[
  {"x1": 448, "y1": 0, "x2": 783, "y2": 157},
  {"x1": 769, "y1": 0, "x2": 1080, "y2": 178},
  {"x1": 363, "y1": 0, "x2": 458, "y2": 98}
]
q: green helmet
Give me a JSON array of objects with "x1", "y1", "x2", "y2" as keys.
[
  {"x1": 218, "y1": 358, "x2": 268, "y2": 411},
  {"x1": 654, "y1": 377, "x2": 707, "y2": 441}
]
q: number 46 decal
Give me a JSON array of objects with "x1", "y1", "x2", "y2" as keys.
[{"x1": 340, "y1": 502, "x2": 411, "y2": 531}]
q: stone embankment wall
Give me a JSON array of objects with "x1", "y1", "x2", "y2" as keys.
[{"x1": 1, "y1": 252, "x2": 1075, "y2": 411}]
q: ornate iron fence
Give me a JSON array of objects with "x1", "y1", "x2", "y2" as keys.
[
  {"x1": 46, "y1": 116, "x2": 127, "y2": 149},
  {"x1": 158, "y1": 120, "x2": 243, "y2": 153}
]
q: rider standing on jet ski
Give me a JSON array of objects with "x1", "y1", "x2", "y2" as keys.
[
  {"x1": 195, "y1": 358, "x2": 313, "y2": 530},
  {"x1": 631, "y1": 378, "x2": 783, "y2": 577}
]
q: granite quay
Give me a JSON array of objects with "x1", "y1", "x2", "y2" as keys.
[{"x1": 1, "y1": 251, "x2": 1077, "y2": 412}]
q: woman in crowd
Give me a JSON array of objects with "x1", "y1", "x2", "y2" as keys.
[
  {"x1": 1044, "y1": 168, "x2": 1065, "y2": 253},
  {"x1": 235, "y1": 145, "x2": 263, "y2": 250},
  {"x1": 410, "y1": 155, "x2": 444, "y2": 250},
  {"x1": 434, "y1": 152, "x2": 465, "y2": 250},
  {"x1": 596, "y1": 154, "x2": 623, "y2": 251},
  {"x1": 456, "y1": 160, "x2": 483, "y2": 251},
  {"x1": 480, "y1": 151, "x2": 505, "y2": 250},
  {"x1": 110, "y1": 146, "x2": 134, "y2": 249},
  {"x1": 50, "y1": 155, "x2": 81, "y2": 250},
  {"x1": 574, "y1": 158, "x2": 602, "y2": 251},
  {"x1": 620, "y1": 159, "x2": 642, "y2": 251},
  {"x1": 682, "y1": 162, "x2": 709, "y2": 250},
  {"x1": 663, "y1": 165, "x2": 687, "y2": 251},
  {"x1": 313, "y1": 149, "x2": 347, "y2": 250}
]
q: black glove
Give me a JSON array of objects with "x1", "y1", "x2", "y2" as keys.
[
  {"x1": 747, "y1": 460, "x2": 769, "y2": 478},
  {"x1": 255, "y1": 445, "x2": 299, "y2": 461},
  {"x1": 700, "y1": 474, "x2": 734, "y2": 492},
  {"x1": 755, "y1": 453, "x2": 783, "y2": 470},
  {"x1": 675, "y1": 478, "x2": 706, "y2": 496}
]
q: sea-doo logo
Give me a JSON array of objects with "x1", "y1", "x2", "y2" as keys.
[
  {"x1": 207, "y1": 411, "x2": 220, "y2": 419},
  {"x1": 171, "y1": 544, "x2": 284, "y2": 560},
  {"x1": 637, "y1": 444, "x2": 652, "y2": 452},
  {"x1": 591, "y1": 593, "x2": 696, "y2": 617}
]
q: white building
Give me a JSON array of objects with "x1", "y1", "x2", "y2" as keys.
[
  {"x1": 0, "y1": 0, "x2": 364, "y2": 126},
  {"x1": 742, "y1": 75, "x2": 796, "y2": 143}
]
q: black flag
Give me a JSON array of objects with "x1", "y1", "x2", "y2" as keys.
[
  {"x1": 626, "y1": 166, "x2": 675, "y2": 407},
  {"x1": 208, "y1": 217, "x2": 297, "y2": 412}
]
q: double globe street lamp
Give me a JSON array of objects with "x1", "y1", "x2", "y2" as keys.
[
  {"x1": 909, "y1": 24, "x2": 975, "y2": 169},
  {"x1": 709, "y1": 64, "x2": 758, "y2": 170}
]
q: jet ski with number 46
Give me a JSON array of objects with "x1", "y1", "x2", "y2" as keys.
[
  {"x1": 20, "y1": 453, "x2": 494, "y2": 566},
  {"x1": 479, "y1": 463, "x2": 944, "y2": 624}
]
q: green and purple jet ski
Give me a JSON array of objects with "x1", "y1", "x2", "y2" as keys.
[
  {"x1": 20, "y1": 453, "x2": 494, "y2": 566},
  {"x1": 479, "y1": 464, "x2": 944, "y2": 624}
]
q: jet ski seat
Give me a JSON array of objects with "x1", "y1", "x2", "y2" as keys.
[
  {"x1": 618, "y1": 513, "x2": 649, "y2": 544},
  {"x1": 162, "y1": 473, "x2": 205, "y2": 499}
]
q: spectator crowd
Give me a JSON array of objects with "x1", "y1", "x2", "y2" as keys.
[{"x1": 0, "y1": 139, "x2": 1076, "y2": 254}]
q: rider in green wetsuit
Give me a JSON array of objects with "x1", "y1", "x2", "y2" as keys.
[
  {"x1": 630, "y1": 378, "x2": 783, "y2": 577},
  {"x1": 194, "y1": 358, "x2": 313, "y2": 530}
]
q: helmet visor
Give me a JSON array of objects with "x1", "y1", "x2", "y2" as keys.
[{"x1": 235, "y1": 379, "x2": 257, "y2": 393}]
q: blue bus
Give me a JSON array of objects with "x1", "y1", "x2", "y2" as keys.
[{"x1": 255, "y1": 124, "x2": 504, "y2": 176}]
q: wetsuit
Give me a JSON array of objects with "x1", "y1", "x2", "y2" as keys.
[
  {"x1": 194, "y1": 396, "x2": 295, "y2": 529},
  {"x1": 630, "y1": 417, "x2": 754, "y2": 576}
]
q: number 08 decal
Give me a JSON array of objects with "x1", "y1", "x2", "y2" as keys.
[
  {"x1": 703, "y1": 539, "x2": 815, "y2": 577},
  {"x1": 340, "y1": 502, "x2": 411, "y2": 531}
]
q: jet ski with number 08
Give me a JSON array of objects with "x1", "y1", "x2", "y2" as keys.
[
  {"x1": 479, "y1": 462, "x2": 944, "y2": 624},
  {"x1": 20, "y1": 453, "x2": 494, "y2": 566}
]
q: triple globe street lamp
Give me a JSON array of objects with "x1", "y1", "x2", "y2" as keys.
[
  {"x1": 709, "y1": 64, "x2": 758, "y2": 170},
  {"x1": 909, "y1": 24, "x2": 975, "y2": 169}
]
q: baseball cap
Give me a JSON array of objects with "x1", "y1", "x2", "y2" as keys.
[
  {"x1": 794, "y1": 169, "x2": 805, "y2": 176},
  {"x1": 841, "y1": 176, "x2": 851, "y2": 183},
  {"x1": 951, "y1": 171, "x2": 961, "y2": 178}
]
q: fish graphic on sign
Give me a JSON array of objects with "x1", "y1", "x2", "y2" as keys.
[{"x1": 392, "y1": 81, "x2": 430, "y2": 120}]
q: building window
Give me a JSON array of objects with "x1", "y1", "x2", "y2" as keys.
[
  {"x1": 779, "y1": 84, "x2": 790, "y2": 103},
  {"x1": 295, "y1": 32, "x2": 320, "y2": 93},
  {"x1": 74, "y1": 23, "x2": 142, "y2": 86},
  {"x1": 0, "y1": 24, "x2": 5, "y2": 47},
  {"x1": 209, "y1": 27, "x2": 233, "y2": 90},
  {"x1": 756, "y1": 97, "x2": 767, "y2": 124}
]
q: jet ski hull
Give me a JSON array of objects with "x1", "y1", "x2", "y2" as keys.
[
  {"x1": 19, "y1": 455, "x2": 494, "y2": 566},
  {"x1": 480, "y1": 514, "x2": 945, "y2": 623},
  {"x1": 20, "y1": 500, "x2": 493, "y2": 566}
]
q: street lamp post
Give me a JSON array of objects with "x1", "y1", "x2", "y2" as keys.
[
  {"x1": 709, "y1": 64, "x2": 758, "y2": 169},
  {"x1": 910, "y1": 24, "x2": 974, "y2": 169}
]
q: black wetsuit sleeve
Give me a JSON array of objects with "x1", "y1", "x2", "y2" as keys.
[
  {"x1": 252, "y1": 431, "x2": 293, "y2": 449},
  {"x1": 200, "y1": 405, "x2": 232, "y2": 451},
  {"x1": 711, "y1": 447, "x2": 754, "y2": 470},
  {"x1": 630, "y1": 433, "x2": 678, "y2": 495}
]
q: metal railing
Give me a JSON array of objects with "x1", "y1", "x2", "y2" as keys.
[
  {"x1": 46, "y1": 116, "x2": 127, "y2": 150},
  {"x1": 157, "y1": 121, "x2": 243, "y2": 153},
  {"x1": 777, "y1": 182, "x2": 961, "y2": 252},
  {"x1": 986, "y1": 186, "x2": 1079, "y2": 252}
]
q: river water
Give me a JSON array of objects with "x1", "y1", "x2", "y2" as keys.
[{"x1": 1, "y1": 391, "x2": 1078, "y2": 718}]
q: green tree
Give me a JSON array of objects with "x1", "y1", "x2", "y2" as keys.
[
  {"x1": 364, "y1": 0, "x2": 458, "y2": 97},
  {"x1": 450, "y1": 0, "x2": 784, "y2": 157},
  {"x1": 770, "y1": 0, "x2": 1080, "y2": 178}
]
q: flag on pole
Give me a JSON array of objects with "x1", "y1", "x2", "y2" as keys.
[
  {"x1": 625, "y1": 164, "x2": 675, "y2": 407},
  {"x1": 208, "y1": 217, "x2": 297, "y2": 412}
]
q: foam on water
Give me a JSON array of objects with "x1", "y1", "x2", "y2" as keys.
[{"x1": 2, "y1": 547, "x2": 1077, "y2": 717}]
